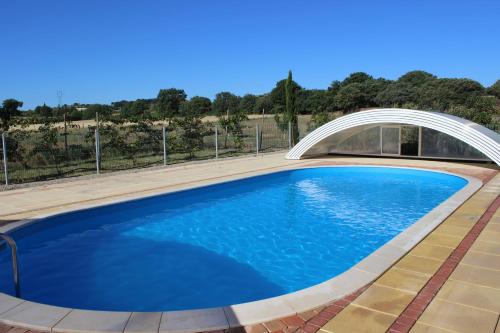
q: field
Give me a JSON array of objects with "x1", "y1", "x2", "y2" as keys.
[{"x1": 1, "y1": 115, "x2": 316, "y2": 185}]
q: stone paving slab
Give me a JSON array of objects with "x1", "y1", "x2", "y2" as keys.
[
  {"x1": 0, "y1": 155, "x2": 497, "y2": 333},
  {"x1": 0, "y1": 301, "x2": 71, "y2": 332},
  {"x1": 0, "y1": 153, "x2": 307, "y2": 221},
  {"x1": 320, "y1": 174, "x2": 499, "y2": 333},
  {"x1": 52, "y1": 310, "x2": 131, "y2": 333},
  {"x1": 1, "y1": 155, "x2": 495, "y2": 222}
]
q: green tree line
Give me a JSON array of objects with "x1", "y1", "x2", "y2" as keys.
[{"x1": 1, "y1": 70, "x2": 499, "y2": 132}]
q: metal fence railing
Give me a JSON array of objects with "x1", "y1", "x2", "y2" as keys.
[
  {"x1": 0, "y1": 118, "x2": 296, "y2": 186},
  {"x1": 4, "y1": 116, "x2": 494, "y2": 187}
]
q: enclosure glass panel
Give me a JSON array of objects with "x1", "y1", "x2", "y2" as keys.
[
  {"x1": 381, "y1": 127, "x2": 400, "y2": 155},
  {"x1": 401, "y1": 126, "x2": 419, "y2": 156},
  {"x1": 421, "y1": 128, "x2": 487, "y2": 160},
  {"x1": 330, "y1": 126, "x2": 381, "y2": 154}
]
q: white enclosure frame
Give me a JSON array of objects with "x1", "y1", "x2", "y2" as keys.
[{"x1": 286, "y1": 108, "x2": 500, "y2": 165}]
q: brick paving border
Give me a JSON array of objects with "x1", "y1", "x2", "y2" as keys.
[
  {"x1": 227, "y1": 284, "x2": 372, "y2": 333},
  {"x1": 386, "y1": 194, "x2": 500, "y2": 333},
  {"x1": 0, "y1": 164, "x2": 497, "y2": 333}
]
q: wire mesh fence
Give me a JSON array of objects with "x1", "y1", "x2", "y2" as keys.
[
  {"x1": 3, "y1": 129, "x2": 96, "y2": 184},
  {"x1": 98, "y1": 124, "x2": 164, "y2": 172},
  {"x1": 1, "y1": 116, "x2": 497, "y2": 186},
  {"x1": 0, "y1": 118, "x2": 294, "y2": 186}
]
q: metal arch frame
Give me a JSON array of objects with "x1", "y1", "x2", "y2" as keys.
[{"x1": 286, "y1": 108, "x2": 500, "y2": 165}]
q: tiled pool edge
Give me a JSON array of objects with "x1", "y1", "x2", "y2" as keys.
[
  {"x1": 387, "y1": 193, "x2": 500, "y2": 333},
  {"x1": 0, "y1": 167, "x2": 483, "y2": 333},
  {"x1": 316, "y1": 173, "x2": 500, "y2": 333}
]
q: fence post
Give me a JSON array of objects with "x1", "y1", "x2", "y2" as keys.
[
  {"x1": 288, "y1": 121, "x2": 292, "y2": 150},
  {"x1": 95, "y1": 128, "x2": 100, "y2": 175},
  {"x1": 2, "y1": 132, "x2": 8, "y2": 186},
  {"x1": 215, "y1": 125, "x2": 219, "y2": 159},
  {"x1": 256, "y1": 124, "x2": 259, "y2": 156},
  {"x1": 162, "y1": 127, "x2": 167, "y2": 166}
]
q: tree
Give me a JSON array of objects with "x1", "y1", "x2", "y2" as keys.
[
  {"x1": 156, "y1": 88, "x2": 187, "y2": 120},
  {"x1": 299, "y1": 90, "x2": 334, "y2": 129},
  {"x1": 362, "y1": 78, "x2": 391, "y2": 106},
  {"x1": 0, "y1": 99, "x2": 23, "y2": 131},
  {"x1": 341, "y1": 72, "x2": 373, "y2": 85},
  {"x1": 239, "y1": 94, "x2": 257, "y2": 114},
  {"x1": 398, "y1": 70, "x2": 436, "y2": 86},
  {"x1": 330, "y1": 73, "x2": 389, "y2": 111},
  {"x1": 274, "y1": 71, "x2": 299, "y2": 144},
  {"x1": 189, "y1": 96, "x2": 212, "y2": 115},
  {"x1": 270, "y1": 77, "x2": 302, "y2": 114},
  {"x1": 34, "y1": 103, "x2": 53, "y2": 118},
  {"x1": 121, "y1": 99, "x2": 153, "y2": 121},
  {"x1": 30, "y1": 122, "x2": 65, "y2": 174},
  {"x1": 213, "y1": 92, "x2": 246, "y2": 148},
  {"x1": 82, "y1": 104, "x2": 113, "y2": 121},
  {"x1": 328, "y1": 80, "x2": 342, "y2": 94},
  {"x1": 487, "y1": 80, "x2": 500, "y2": 98},
  {"x1": 69, "y1": 109, "x2": 83, "y2": 121},
  {"x1": 447, "y1": 105, "x2": 493, "y2": 125},
  {"x1": 309, "y1": 111, "x2": 331, "y2": 130},
  {"x1": 255, "y1": 94, "x2": 273, "y2": 114},
  {"x1": 375, "y1": 71, "x2": 435, "y2": 107},
  {"x1": 212, "y1": 92, "x2": 240, "y2": 116},
  {"x1": 54, "y1": 105, "x2": 77, "y2": 120},
  {"x1": 298, "y1": 90, "x2": 329, "y2": 114},
  {"x1": 334, "y1": 83, "x2": 366, "y2": 111},
  {"x1": 173, "y1": 99, "x2": 209, "y2": 158},
  {"x1": 417, "y1": 78, "x2": 484, "y2": 110},
  {"x1": 375, "y1": 82, "x2": 417, "y2": 107}
]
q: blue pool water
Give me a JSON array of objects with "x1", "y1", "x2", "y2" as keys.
[{"x1": 0, "y1": 167, "x2": 467, "y2": 311}]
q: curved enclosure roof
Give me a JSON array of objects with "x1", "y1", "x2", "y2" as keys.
[{"x1": 286, "y1": 108, "x2": 500, "y2": 165}]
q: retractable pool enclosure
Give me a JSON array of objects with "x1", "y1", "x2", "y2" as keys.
[{"x1": 287, "y1": 109, "x2": 500, "y2": 165}]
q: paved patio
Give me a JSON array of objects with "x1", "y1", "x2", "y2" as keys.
[
  {"x1": 0, "y1": 153, "x2": 498, "y2": 333},
  {"x1": 319, "y1": 173, "x2": 500, "y2": 333}
]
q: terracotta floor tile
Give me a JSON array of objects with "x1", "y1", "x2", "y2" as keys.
[
  {"x1": 263, "y1": 319, "x2": 286, "y2": 332},
  {"x1": 461, "y1": 251, "x2": 500, "y2": 271},
  {"x1": 418, "y1": 299, "x2": 498, "y2": 333},
  {"x1": 375, "y1": 268, "x2": 430, "y2": 294},
  {"x1": 394, "y1": 255, "x2": 443, "y2": 276},
  {"x1": 321, "y1": 305, "x2": 396, "y2": 333},
  {"x1": 450, "y1": 264, "x2": 500, "y2": 289}
]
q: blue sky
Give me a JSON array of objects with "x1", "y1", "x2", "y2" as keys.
[{"x1": 1, "y1": 0, "x2": 499, "y2": 109}]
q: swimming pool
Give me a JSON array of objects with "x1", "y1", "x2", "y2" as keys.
[{"x1": 0, "y1": 167, "x2": 467, "y2": 312}]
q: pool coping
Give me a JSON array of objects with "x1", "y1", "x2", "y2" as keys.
[{"x1": 0, "y1": 165, "x2": 483, "y2": 333}]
